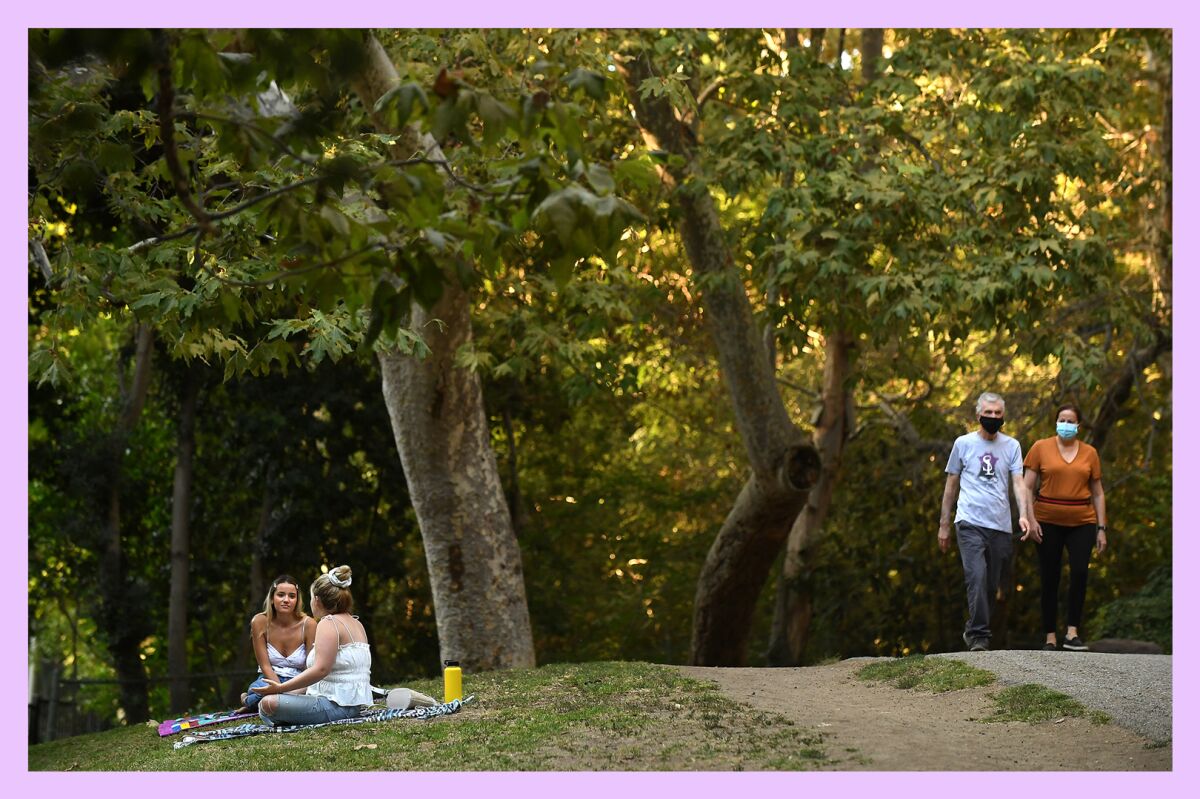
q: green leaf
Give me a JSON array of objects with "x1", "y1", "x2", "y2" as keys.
[
  {"x1": 585, "y1": 163, "x2": 615, "y2": 196},
  {"x1": 373, "y1": 82, "x2": 430, "y2": 130},
  {"x1": 565, "y1": 68, "x2": 607, "y2": 101}
]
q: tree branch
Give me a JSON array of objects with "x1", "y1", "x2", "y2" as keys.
[
  {"x1": 154, "y1": 30, "x2": 214, "y2": 237},
  {"x1": 29, "y1": 239, "x2": 53, "y2": 283}
]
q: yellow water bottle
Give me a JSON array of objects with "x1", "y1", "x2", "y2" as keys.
[{"x1": 443, "y1": 660, "x2": 463, "y2": 703}]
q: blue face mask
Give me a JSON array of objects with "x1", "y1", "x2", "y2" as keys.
[{"x1": 1056, "y1": 421, "x2": 1079, "y2": 439}]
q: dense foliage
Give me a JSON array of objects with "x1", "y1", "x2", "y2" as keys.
[{"x1": 28, "y1": 28, "x2": 1170, "y2": 724}]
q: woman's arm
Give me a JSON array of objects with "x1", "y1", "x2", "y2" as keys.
[
  {"x1": 258, "y1": 618, "x2": 337, "y2": 695},
  {"x1": 249, "y1": 614, "x2": 280, "y2": 683},
  {"x1": 304, "y1": 616, "x2": 317, "y2": 653},
  {"x1": 1091, "y1": 477, "x2": 1107, "y2": 554}
]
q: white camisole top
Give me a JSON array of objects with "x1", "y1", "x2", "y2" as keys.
[{"x1": 305, "y1": 615, "x2": 372, "y2": 708}]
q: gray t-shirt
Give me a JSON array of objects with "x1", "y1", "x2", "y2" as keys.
[{"x1": 945, "y1": 431, "x2": 1023, "y2": 533}]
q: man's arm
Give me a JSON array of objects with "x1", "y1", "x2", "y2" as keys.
[
  {"x1": 1014, "y1": 469, "x2": 1041, "y2": 541},
  {"x1": 938, "y1": 474, "x2": 960, "y2": 553}
]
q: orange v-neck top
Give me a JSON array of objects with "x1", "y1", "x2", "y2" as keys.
[{"x1": 1023, "y1": 437, "x2": 1102, "y2": 526}]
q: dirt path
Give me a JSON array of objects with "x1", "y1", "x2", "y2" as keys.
[{"x1": 676, "y1": 660, "x2": 1171, "y2": 771}]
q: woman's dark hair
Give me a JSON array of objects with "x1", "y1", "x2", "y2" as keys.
[{"x1": 1055, "y1": 402, "x2": 1084, "y2": 425}]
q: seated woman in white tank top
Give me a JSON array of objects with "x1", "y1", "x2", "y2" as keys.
[
  {"x1": 238, "y1": 575, "x2": 316, "y2": 713},
  {"x1": 254, "y1": 565, "x2": 372, "y2": 726}
]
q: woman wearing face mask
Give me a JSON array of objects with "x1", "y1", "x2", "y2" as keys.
[
  {"x1": 1022, "y1": 403, "x2": 1108, "y2": 651},
  {"x1": 236, "y1": 575, "x2": 317, "y2": 713}
]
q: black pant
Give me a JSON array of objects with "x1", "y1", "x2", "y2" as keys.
[{"x1": 1036, "y1": 521, "x2": 1097, "y2": 633}]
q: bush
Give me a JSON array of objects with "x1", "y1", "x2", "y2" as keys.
[{"x1": 1090, "y1": 564, "x2": 1172, "y2": 653}]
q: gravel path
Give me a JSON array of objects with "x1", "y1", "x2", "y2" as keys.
[{"x1": 931, "y1": 651, "x2": 1172, "y2": 742}]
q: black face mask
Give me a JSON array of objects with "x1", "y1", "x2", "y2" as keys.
[{"x1": 979, "y1": 416, "x2": 1004, "y2": 434}]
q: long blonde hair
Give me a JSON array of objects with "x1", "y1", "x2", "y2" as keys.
[{"x1": 262, "y1": 574, "x2": 307, "y2": 623}]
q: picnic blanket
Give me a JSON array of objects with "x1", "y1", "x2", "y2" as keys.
[
  {"x1": 158, "y1": 709, "x2": 258, "y2": 737},
  {"x1": 172, "y1": 696, "x2": 474, "y2": 749}
]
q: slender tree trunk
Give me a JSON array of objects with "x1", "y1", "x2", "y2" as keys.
[
  {"x1": 355, "y1": 33, "x2": 535, "y2": 670},
  {"x1": 765, "y1": 30, "x2": 881, "y2": 666},
  {"x1": 97, "y1": 324, "x2": 154, "y2": 723},
  {"x1": 168, "y1": 371, "x2": 198, "y2": 713},
  {"x1": 621, "y1": 53, "x2": 821, "y2": 666},
  {"x1": 227, "y1": 472, "x2": 273, "y2": 707},
  {"x1": 767, "y1": 332, "x2": 853, "y2": 665},
  {"x1": 501, "y1": 403, "x2": 526, "y2": 537}
]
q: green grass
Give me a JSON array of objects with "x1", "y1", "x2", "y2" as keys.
[
  {"x1": 856, "y1": 655, "x2": 996, "y2": 692},
  {"x1": 982, "y1": 684, "x2": 1112, "y2": 726},
  {"x1": 29, "y1": 661, "x2": 835, "y2": 771},
  {"x1": 859, "y1": 658, "x2": 1111, "y2": 729}
]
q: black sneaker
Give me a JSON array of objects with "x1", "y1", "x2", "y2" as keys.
[
  {"x1": 1062, "y1": 636, "x2": 1089, "y2": 651},
  {"x1": 970, "y1": 639, "x2": 989, "y2": 652},
  {"x1": 1042, "y1": 642, "x2": 1058, "y2": 651}
]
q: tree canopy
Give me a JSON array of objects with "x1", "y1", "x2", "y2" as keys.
[{"x1": 28, "y1": 27, "x2": 1170, "y2": 725}]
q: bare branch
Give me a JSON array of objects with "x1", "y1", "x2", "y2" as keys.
[
  {"x1": 154, "y1": 31, "x2": 214, "y2": 236},
  {"x1": 29, "y1": 239, "x2": 53, "y2": 283},
  {"x1": 694, "y1": 78, "x2": 725, "y2": 111}
]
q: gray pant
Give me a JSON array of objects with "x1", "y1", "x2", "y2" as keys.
[
  {"x1": 956, "y1": 522, "x2": 1012, "y2": 643},
  {"x1": 259, "y1": 693, "x2": 364, "y2": 727}
]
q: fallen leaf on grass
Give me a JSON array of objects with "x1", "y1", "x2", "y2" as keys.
[{"x1": 354, "y1": 743, "x2": 378, "y2": 751}]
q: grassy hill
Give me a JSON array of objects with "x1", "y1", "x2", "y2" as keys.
[{"x1": 29, "y1": 661, "x2": 831, "y2": 771}]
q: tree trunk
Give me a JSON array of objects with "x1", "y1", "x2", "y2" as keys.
[
  {"x1": 767, "y1": 332, "x2": 854, "y2": 665},
  {"x1": 168, "y1": 371, "x2": 198, "y2": 713},
  {"x1": 97, "y1": 324, "x2": 154, "y2": 723},
  {"x1": 227, "y1": 472, "x2": 273, "y2": 707},
  {"x1": 764, "y1": 30, "x2": 882, "y2": 665},
  {"x1": 356, "y1": 33, "x2": 535, "y2": 670},
  {"x1": 620, "y1": 52, "x2": 820, "y2": 666},
  {"x1": 377, "y1": 280, "x2": 536, "y2": 671}
]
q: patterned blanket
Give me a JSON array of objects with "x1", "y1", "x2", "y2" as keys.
[
  {"x1": 158, "y1": 710, "x2": 258, "y2": 736},
  {"x1": 172, "y1": 696, "x2": 473, "y2": 749}
]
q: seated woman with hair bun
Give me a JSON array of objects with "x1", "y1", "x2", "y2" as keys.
[{"x1": 254, "y1": 565, "x2": 373, "y2": 726}]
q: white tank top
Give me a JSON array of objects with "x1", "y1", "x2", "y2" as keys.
[{"x1": 305, "y1": 615, "x2": 372, "y2": 708}]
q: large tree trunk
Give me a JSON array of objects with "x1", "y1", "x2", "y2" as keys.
[
  {"x1": 621, "y1": 52, "x2": 820, "y2": 666},
  {"x1": 168, "y1": 371, "x2": 198, "y2": 713},
  {"x1": 377, "y1": 281, "x2": 535, "y2": 671},
  {"x1": 767, "y1": 332, "x2": 853, "y2": 665},
  {"x1": 356, "y1": 33, "x2": 535, "y2": 671},
  {"x1": 97, "y1": 324, "x2": 154, "y2": 723}
]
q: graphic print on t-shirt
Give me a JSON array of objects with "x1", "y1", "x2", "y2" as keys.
[{"x1": 978, "y1": 452, "x2": 997, "y2": 480}]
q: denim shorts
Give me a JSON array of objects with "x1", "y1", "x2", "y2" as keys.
[
  {"x1": 258, "y1": 692, "x2": 364, "y2": 726},
  {"x1": 244, "y1": 674, "x2": 292, "y2": 711}
]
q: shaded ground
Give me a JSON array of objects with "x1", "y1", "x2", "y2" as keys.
[{"x1": 677, "y1": 657, "x2": 1171, "y2": 771}]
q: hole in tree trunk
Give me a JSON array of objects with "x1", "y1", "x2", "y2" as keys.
[{"x1": 783, "y1": 445, "x2": 821, "y2": 492}]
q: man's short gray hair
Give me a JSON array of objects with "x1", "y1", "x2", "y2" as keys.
[{"x1": 975, "y1": 391, "x2": 1005, "y2": 415}]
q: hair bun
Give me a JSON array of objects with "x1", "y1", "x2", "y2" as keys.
[{"x1": 326, "y1": 565, "x2": 353, "y2": 588}]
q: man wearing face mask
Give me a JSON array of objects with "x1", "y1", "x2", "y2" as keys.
[{"x1": 938, "y1": 391, "x2": 1038, "y2": 651}]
